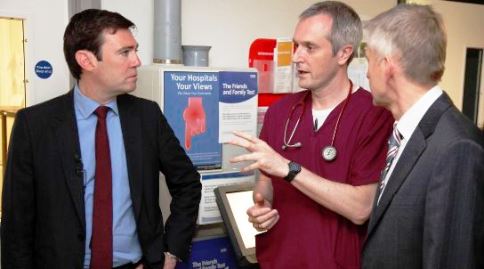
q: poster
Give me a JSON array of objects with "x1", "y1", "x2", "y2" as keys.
[
  {"x1": 218, "y1": 71, "x2": 258, "y2": 143},
  {"x1": 164, "y1": 71, "x2": 222, "y2": 170},
  {"x1": 175, "y1": 236, "x2": 238, "y2": 269}
]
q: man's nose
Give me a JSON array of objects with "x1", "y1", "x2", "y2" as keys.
[
  {"x1": 132, "y1": 53, "x2": 141, "y2": 67},
  {"x1": 292, "y1": 47, "x2": 302, "y2": 63}
]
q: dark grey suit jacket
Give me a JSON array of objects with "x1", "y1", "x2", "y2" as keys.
[
  {"x1": 363, "y1": 93, "x2": 484, "y2": 269},
  {"x1": 1, "y1": 91, "x2": 202, "y2": 269}
]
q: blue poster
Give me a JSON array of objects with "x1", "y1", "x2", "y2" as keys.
[
  {"x1": 176, "y1": 236, "x2": 238, "y2": 269},
  {"x1": 219, "y1": 71, "x2": 258, "y2": 104},
  {"x1": 164, "y1": 71, "x2": 222, "y2": 170}
]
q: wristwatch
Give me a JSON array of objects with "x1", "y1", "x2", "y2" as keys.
[{"x1": 284, "y1": 161, "x2": 301, "y2": 182}]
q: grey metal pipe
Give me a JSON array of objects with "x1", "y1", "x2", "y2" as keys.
[{"x1": 153, "y1": 0, "x2": 182, "y2": 64}]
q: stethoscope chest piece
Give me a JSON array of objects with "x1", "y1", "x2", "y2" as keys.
[{"x1": 322, "y1": 145, "x2": 337, "y2": 162}]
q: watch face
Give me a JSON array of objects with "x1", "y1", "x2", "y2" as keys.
[
  {"x1": 285, "y1": 161, "x2": 301, "y2": 182},
  {"x1": 289, "y1": 162, "x2": 301, "y2": 173}
]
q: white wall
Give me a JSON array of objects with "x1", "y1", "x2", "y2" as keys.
[
  {"x1": 2, "y1": 0, "x2": 484, "y2": 109},
  {"x1": 430, "y1": 1, "x2": 484, "y2": 108},
  {"x1": 120, "y1": 0, "x2": 484, "y2": 111},
  {"x1": 180, "y1": 0, "x2": 395, "y2": 68},
  {"x1": 0, "y1": 0, "x2": 70, "y2": 106},
  {"x1": 103, "y1": 0, "x2": 395, "y2": 68},
  {"x1": 102, "y1": 0, "x2": 154, "y2": 66}
]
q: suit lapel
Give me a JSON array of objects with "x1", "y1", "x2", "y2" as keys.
[
  {"x1": 367, "y1": 130, "x2": 426, "y2": 234},
  {"x1": 366, "y1": 93, "x2": 453, "y2": 236},
  {"x1": 55, "y1": 91, "x2": 85, "y2": 227},
  {"x1": 118, "y1": 95, "x2": 143, "y2": 220}
]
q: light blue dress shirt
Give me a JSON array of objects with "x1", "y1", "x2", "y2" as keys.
[{"x1": 74, "y1": 86, "x2": 142, "y2": 268}]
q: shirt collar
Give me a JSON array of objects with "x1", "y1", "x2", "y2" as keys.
[
  {"x1": 396, "y1": 85, "x2": 443, "y2": 141},
  {"x1": 74, "y1": 84, "x2": 119, "y2": 119}
]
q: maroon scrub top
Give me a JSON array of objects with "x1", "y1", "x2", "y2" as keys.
[{"x1": 256, "y1": 88, "x2": 393, "y2": 269}]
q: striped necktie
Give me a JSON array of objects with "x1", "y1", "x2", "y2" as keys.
[{"x1": 377, "y1": 124, "x2": 402, "y2": 205}]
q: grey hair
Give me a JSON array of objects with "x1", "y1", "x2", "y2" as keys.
[
  {"x1": 300, "y1": 1, "x2": 362, "y2": 62},
  {"x1": 364, "y1": 4, "x2": 447, "y2": 85}
]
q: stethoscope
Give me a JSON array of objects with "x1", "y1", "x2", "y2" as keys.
[{"x1": 282, "y1": 81, "x2": 353, "y2": 162}]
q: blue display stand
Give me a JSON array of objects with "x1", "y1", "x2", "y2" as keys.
[{"x1": 176, "y1": 236, "x2": 238, "y2": 269}]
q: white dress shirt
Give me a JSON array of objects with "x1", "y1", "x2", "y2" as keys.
[{"x1": 378, "y1": 85, "x2": 443, "y2": 203}]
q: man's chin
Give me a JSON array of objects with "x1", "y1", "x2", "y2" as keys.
[
  {"x1": 119, "y1": 86, "x2": 136, "y2": 94},
  {"x1": 372, "y1": 96, "x2": 387, "y2": 108},
  {"x1": 298, "y1": 80, "x2": 310, "y2": 90}
]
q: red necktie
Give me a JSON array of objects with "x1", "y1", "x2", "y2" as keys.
[{"x1": 91, "y1": 106, "x2": 113, "y2": 269}]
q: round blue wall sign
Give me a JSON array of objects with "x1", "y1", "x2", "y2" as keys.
[{"x1": 35, "y1": 60, "x2": 53, "y2": 79}]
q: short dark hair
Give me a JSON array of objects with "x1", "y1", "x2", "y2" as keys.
[{"x1": 63, "y1": 9, "x2": 135, "y2": 80}]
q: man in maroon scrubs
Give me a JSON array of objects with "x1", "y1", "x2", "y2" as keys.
[{"x1": 228, "y1": 1, "x2": 393, "y2": 268}]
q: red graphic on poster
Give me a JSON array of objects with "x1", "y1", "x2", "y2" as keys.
[{"x1": 183, "y1": 97, "x2": 206, "y2": 150}]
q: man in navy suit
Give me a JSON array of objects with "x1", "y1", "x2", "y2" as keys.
[
  {"x1": 362, "y1": 4, "x2": 483, "y2": 268},
  {"x1": 1, "y1": 9, "x2": 201, "y2": 269}
]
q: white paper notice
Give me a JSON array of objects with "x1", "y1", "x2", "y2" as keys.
[
  {"x1": 218, "y1": 71, "x2": 258, "y2": 143},
  {"x1": 198, "y1": 172, "x2": 255, "y2": 225}
]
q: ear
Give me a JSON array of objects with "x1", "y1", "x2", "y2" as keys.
[
  {"x1": 75, "y1": 50, "x2": 98, "y2": 72},
  {"x1": 336, "y1": 45, "x2": 354, "y2": 65},
  {"x1": 383, "y1": 55, "x2": 400, "y2": 79}
]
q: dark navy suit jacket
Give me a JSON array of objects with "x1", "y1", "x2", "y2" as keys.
[
  {"x1": 1, "y1": 91, "x2": 202, "y2": 269},
  {"x1": 363, "y1": 93, "x2": 484, "y2": 269}
]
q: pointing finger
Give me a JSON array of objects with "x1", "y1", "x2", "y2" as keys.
[{"x1": 233, "y1": 131, "x2": 259, "y2": 144}]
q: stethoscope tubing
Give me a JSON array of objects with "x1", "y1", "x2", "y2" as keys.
[
  {"x1": 281, "y1": 81, "x2": 353, "y2": 155},
  {"x1": 282, "y1": 94, "x2": 307, "y2": 150}
]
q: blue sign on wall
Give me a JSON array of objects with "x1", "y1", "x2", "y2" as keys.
[{"x1": 35, "y1": 60, "x2": 53, "y2": 79}]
